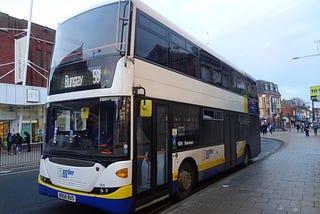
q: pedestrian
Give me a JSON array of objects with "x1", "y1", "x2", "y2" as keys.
[
  {"x1": 296, "y1": 124, "x2": 300, "y2": 132},
  {"x1": 6, "y1": 132, "x2": 13, "y2": 154},
  {"x1": 313, "y1": 122, "x2": 318, "y2": 136},
  {"x1": 24, "y1": 131, "x2": 31, "y2": 152},
  {"x1": 13, "y1": 133, "x2": 23, "y2": 154},
  {"x1": 269, "y1": 123, "x2": 273, "y2": 134},
  {"x1": 304, "y1": 123, "x2": 310, "y2": 137},
  {"x1": 38, "y1": 128, "x2": 43, "y2": 142},
  {"x1": 10, "y1": 132, "x2": 17, "y2": 154},
  {"x1": 262, "y1": 123, "x2": 267, "y2": 135}
]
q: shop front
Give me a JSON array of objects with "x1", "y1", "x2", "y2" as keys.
[{"x1": 0, "y1": 83, "x2": 46, "y2": 146}]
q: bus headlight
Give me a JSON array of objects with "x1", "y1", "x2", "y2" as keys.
[{"x1": 116, "y1": 168, "x2": 128, "y2": 178}]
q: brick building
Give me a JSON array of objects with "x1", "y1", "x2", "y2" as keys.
[
  {"x1": 257, "y1": 80, "x2": 282, "y2": 127},
  {"x1": 0, "y1": 12, "x2": 55, "y2": 143}
]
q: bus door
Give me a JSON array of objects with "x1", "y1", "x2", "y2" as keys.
[
  {"x1": 224, "y1": 113, "x2": 238, "y2": 169},
  {"x1": 134, "y1": 100, "x2": 171, "y2": 208}
]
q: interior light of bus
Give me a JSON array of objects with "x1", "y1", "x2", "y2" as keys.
[{"x1": 116, "y1": 168, "x2": 128, "y2": 178}]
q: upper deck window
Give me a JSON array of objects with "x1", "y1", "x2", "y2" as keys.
[
  {"x1": 48, "y1": 2, "x2": 129, "y2": 94},
  {"x1": 134, "y1": 9, "x2": 257, "y2": 100}
]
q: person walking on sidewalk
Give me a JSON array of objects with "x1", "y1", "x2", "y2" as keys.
[
  {"x1": 268, "y1": 123, "x2": 273, "y2": 134},
  {"x1": 304, "y1": 123, "x2": 310, "y2": 137},
  {"x1": 24, "y1": 131, "x2": 31, "y2": 152},
  {"x1": 313, "y1": 122, "x2": 318, "y2": 136},
  {"x1": 262, "y1": 123, "x2": 267, "y2": 135}
]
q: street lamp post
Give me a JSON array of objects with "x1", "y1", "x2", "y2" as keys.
[
  {"x1": 312, "y1": 100, "x2": 315, "y2": 122},
  {"x1": 292, "y1": 53, "x2": 320, "y2": 125},
  {"x1": 292, "y1": 53, "x2": 320, "y2": 60}
]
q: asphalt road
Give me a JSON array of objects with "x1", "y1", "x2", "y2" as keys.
[{"x1": 0, "y1": 168, "x2": 106, "y2": 214}]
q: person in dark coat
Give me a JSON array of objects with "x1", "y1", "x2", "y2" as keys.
[
  {"x1": 304, "y1": 123, "x2": 310, "y2": 137},
  {"x1": 14, "y1": 133, "x2": 23, "y2": 154},
  {"x1": 6, "y1": 132, "x2": 12, "y2": 153},
  {"x1": 24, "y1": 131, "x2": 31, "y2": 152},
  {"x1": 262, "y1": 123, "x2": 267, "y2": 135}
]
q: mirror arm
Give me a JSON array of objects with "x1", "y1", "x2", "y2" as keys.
[{"x1": 133, "y1": 86, "x2": 146, "y2": 103}]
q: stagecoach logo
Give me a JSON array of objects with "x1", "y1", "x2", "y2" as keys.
[
  {"x1": 65, "y1": 75, "x2": 83, "y2": 88},
  {"x1": 206, "y1": 149, "x2": 214, "y2": 159},
  {"x1": 58, "y1": 168, "x2": 75, "y2": 179}
]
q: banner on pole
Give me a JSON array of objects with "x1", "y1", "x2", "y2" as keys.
[{"x1": 15, "y1": 36, "x2": 27, "y2": 83}]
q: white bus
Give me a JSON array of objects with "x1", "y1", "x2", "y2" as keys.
[{"x1": 38, "y1": 0, "x2": 261, "y2": 213}]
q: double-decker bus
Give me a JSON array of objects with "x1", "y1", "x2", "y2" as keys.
[{"x1": 38, "y1": 0, "x2": 261, "y2": 213}]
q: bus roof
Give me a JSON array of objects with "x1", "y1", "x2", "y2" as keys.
[
  {"x1": 132, "y1": 0, "x2": 256, "y2": 82},
  {"x1": 58, "y1": 0, "x2": 256, "y2": 82}
]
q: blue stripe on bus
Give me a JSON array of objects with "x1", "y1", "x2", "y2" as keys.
[
  {"x1": 38, "y1": 183, "x2": 132, "y2": 214},
  {"x1": 198, "y1": 163, "x2": 225, "y2": 181},
  {"x1": 236, "y1": 155, "x2": 245, "y2": 165}
]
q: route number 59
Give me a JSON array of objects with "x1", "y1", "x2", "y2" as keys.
[{"x1": 92, "y1": 68, "x2": 101, "y2": 84}]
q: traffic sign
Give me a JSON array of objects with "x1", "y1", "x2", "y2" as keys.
[{"x1": 310, "y1": 85, "x2": 320, "y2": 101}]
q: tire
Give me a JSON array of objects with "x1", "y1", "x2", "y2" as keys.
[{"x1": 175, "y1": 161, "x2": 195, "y2": 200}]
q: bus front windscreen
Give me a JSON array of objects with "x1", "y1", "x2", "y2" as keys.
[
  {"x1": 48, "y1": 2, "x2": 129, "y2": 94},
  {"x1": 43, "y1": 97, "x2": 130, "y2": 161}
]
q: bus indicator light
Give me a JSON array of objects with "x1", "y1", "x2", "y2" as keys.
[{"x1": 116, "y1": 168, "x2": 128, "y2": 178}]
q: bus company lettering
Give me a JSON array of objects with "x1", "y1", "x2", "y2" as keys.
[
  {"x1": 65, "y1": 75, "x2": 83, "y2": 88},
  {"x1": 58, "y1": 168, "x2": 75, "y2": 179}
]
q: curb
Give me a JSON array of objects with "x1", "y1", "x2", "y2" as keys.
[{"x1": 251, "y1": 137, "x2": 284, "y2": 162}]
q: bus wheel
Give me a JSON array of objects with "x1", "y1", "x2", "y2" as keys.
[
  {"x1": 243, "y1": 147, "x2": 250, "y2": 167},
  {"x1": 176, "y1": 162, "x2": 195, "y2": 200}
]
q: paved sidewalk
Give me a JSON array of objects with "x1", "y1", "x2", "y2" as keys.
[{"x1": 162, "y1": 131, "x2": 320, "y2": 214}]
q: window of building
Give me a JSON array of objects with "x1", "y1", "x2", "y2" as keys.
[
  {"x1": 265, "y1": 97, "x2": 269, "y2": 104},
  {"x1": 46, "y1": 52, "x2": 52, "y2": 70},
  {"x1": 270, "y1": 83, "x2": 274, "y2": 91},
  {"x1": 36, "y1": 49, "x2": 43, "y2": 67}
]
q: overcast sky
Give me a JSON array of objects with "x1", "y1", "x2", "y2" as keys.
[{"x1": 1, "y1": 0, "x2": 320, "y2": 107}]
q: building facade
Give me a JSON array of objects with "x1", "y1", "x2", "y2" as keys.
[
  {"x1": 257, "y1": 80, "x2": 282, "y2": 127},
  {"x1": 0, "y1": 12, "x2": 55, "y2": 143}
]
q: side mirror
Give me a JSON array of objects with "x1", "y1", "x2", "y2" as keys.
[
  {"x1": 140, "y1": 100, "x2": 152, "y2": 117},
  {"x1": 81, "y1": 107, "x2": 89, "y2": 119}
]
